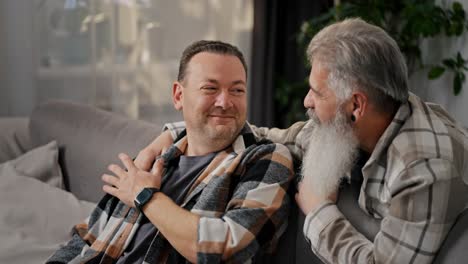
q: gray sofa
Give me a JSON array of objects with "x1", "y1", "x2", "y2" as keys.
[{"x1": 2, "y1": 100, "x2": 467, "y2": 263}]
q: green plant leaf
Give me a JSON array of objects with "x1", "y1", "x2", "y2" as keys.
[
  {"x1": 443, "y1": 58, "x2": 457, "y2": 69},
  {"x1": 428, "y1": 66, "x2": 445, "y2": 79},
  {"x1": 456, "y1": 52, "x2": 464, "y2": 66},
  {"x1": 453, "y1": 72, "x2": 464, "y2": 95},
  {"x1": 453, "y1": 22, "x2": 465, "y2": 35},
  {"x1": 453, "y1": 2, "x2": 465, "y2": 17},
  {"x1": 288, "y1": 0, "x2": 468, "y2": 124}
]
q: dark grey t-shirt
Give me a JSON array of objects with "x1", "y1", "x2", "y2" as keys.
[{"x1": 116, "y1": 153, "x2": 215, "y2": 264}]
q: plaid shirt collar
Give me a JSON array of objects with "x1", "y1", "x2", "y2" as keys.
[
  {"x1": 364, "y1": 95, "x2": 412, "y2": 170},
  {"x1": 160, "y1": 123, "x2": 256, "y2": 206},
  {"x1": 162, "y1": 123, "x2": 256, "y2": 162}
]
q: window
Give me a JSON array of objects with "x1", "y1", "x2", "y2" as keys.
[{"x1": 19, "y1": 0, "x2": 253, "y2": 124}]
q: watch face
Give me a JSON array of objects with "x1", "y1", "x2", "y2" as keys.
[
  {"x1": 135, "y1": 188, "x2": 159, "y2": 209},
  {"x1": 136, "y1": 188, "x2": 152, "y2": 204}
]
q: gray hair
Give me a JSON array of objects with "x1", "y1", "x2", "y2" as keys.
[{"x1": 307, "y1": 18, "x2": 409, "y2": 112}]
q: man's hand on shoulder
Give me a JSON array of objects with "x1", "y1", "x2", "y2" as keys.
[
  {"x1": 102, "y1": 153, "x2": 164, "y2": 207},
  {"x1": 134, "y1": 130, "x2": 174, "y2": 172}
]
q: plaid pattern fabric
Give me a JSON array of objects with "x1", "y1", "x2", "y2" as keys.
[
  {"x1": 252, "y1": 93, "x2": 468, "y2": 263},
  {"x1": 47, "y1": 124, "x2": 293, "y2": 264},
  {"x1": 166, "y1": 121, "x2": 314, "y2": 165}
]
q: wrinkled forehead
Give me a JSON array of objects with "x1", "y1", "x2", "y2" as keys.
[
  {"x1": 309, "y1": 60, "x2": 331, "y2": 91},
  {"x1": 185, "y1": 52, "x2": 247, "y2": 84},
  {"x1": 189, "y1": 52, "x2": 246, "y2": 72}
]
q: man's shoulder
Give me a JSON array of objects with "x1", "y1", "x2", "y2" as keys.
[
  {"x1": 390, "y1": 96, "x2": 467, "y2": 166},
  {"x1": 240, "y1": 141, "x2": 293, "y2": 171},
  {"x1": 250, "y1": 140, "x2": 292, "y2": 156}
]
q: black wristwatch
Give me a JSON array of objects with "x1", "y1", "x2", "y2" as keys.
[{"x1": 134, "y1": 187, "x2": 160, "y2": 211}]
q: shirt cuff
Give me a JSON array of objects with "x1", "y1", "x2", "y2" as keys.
[
  {"x1": 162, "y1": 121, "x2": 186, "y2": 140},
  {"x1": 303, "y1": 202, "x2": 342, "y2": 248}
]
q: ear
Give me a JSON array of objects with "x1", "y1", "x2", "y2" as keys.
[
  {"x1": 172, "y1": 81, "x2": 184, "y2": 111},
  {"x1": 349, "y1": 91, "x2": 368, "y2": 122}
]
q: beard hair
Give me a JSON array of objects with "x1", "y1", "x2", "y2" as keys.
[
  {"x1": 206, "y1": 124, "x2": 238, "y2": 140},
  {"x1": 301, "y1": 108, "x2": 359, "y2": 199}
]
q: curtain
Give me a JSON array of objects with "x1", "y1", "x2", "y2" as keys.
[{"x1": 250, "y1": 0, "x2": 332, "y2": 127}]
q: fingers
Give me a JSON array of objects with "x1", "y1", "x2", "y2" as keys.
[
  {"x1": 118, "y1": 153, "x2": 137, "y2": 172},
  {"x1": 295, "y1": 192, "x2": 300, "y2": 203},
  {"x1": 108, "y1": 163, "x2": 127, "y2": 178},
  {"x1": 102, "y1": 184, "x2": 118, "y2": 197},
  {"x1": 296, "y1": 179, "x2": 304, "y2": 193},
  {"x1": 102, "y1": 173, "x2": 119, "y2": 186},
  {"x1": 134, "y1": 149, "x2": 156, "y2": 171},
  {"x1": 151, "y1": 158, "x2": 165, "y2": 175},
  {"x1": 161, "y1": 147, "x2": 168, "y2": 154}
]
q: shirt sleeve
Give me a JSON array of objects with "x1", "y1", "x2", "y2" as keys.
[
  {"x1": 196, "y1": 143, "x2": 294, "y2": 263},
  {"x1": 303, "y1": 158, "x2": 463, "y2": 264},
  {"x1": 249, "y1": 121, "x2": 314, "y2": 161},
  {"x1": 46, "y1": 216, "x2": 96, "y2": 263},
  {"x1": 46, "y1": 194, "x2": 120, "y2": 263}
]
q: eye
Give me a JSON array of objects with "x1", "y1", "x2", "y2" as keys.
[
  {"x1": 230, "y1": 87, "x2": 246, "y2": 95},
  {"x1": 309, "y1": 87, "x2": 322, "y2": 98},
  {"x1": 201, "y1": 86, "x2": 218, "y2": 94}
]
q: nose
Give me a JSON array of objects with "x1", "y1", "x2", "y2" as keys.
[
  {"x1": 303, "y1": 89, "x2": 315, "y2": 109},
  {"x1": 215, "y1": 91, "x2": 234, "y2": 110}
]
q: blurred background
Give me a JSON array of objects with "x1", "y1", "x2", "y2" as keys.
[{"x1": 1, "y1": 0, "x2": 467, "y2": 128}]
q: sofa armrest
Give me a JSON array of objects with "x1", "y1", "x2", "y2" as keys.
[{"x1": 0, "y1": 118, "x2": 33, "y2": 163}]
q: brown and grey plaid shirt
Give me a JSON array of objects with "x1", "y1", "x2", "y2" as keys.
[
  {"x1": 47, "y1": 124, "x2": 293, "y2": 263},
  {"x1": 252, "y1": 93, "x2": 468, "y2": 263}
]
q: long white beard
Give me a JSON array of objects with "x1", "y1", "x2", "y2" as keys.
[{"x1": 301, "y1": 109, "x2": 359, "y2": 199}]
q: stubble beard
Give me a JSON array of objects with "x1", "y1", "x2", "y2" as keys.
[
  {"x1": 301, "y1": 108, "x2": 359, "y2": 199},
  {"x1": 195, "y1": 114, "x2": 244, "y2": 148},
  {"x1": 205, "y1": 124, "x2": 239, "y2": 141}
]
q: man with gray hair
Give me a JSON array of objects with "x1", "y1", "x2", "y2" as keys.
[
  {"x1": 277, "y1": 18, "x2": 468, "y2": 263},
  {"x1": 134, "y1": 18, "x2": 468, "y2": 263}
]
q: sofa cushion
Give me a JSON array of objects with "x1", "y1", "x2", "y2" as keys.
[
  {"x1": 29, "y1": 101, "x2": 162, "y2": 202},
  {"x1": 0, "y1": 118, "x2": 32, "y2": 163},
  {"x1": 3, "y1": 140, "x2": 63, "y2": 188},
  {"x1": 0, "y1": 142, "x2": 95, "y2": 264}
]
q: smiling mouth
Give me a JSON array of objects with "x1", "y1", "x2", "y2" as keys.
[{"x1": 209, "y1": 115, "x2": 235, "y2": 119}]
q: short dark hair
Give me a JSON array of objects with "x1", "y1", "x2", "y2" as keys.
[{"x1": 177, "y1": 40, "x2": 247, "y2": 82}]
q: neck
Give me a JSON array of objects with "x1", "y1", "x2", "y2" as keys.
[
  {"x1": 357, "y1": 111, "x2": 395, "y2": 154},
  {"x1": 185, "y1": 134, "x2": 231, "y2": 156}
]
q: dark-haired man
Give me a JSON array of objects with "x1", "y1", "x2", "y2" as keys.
[{"x1": 47, "y1": 40, "x2": 293, "y2": 263}]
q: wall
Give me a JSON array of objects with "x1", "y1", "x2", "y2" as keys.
[
  {"x1": 0, "y1": 2, "x2": 6, "y2": 115},
  {"x1": 0, "y1": 0, "x2": 253, "y2": 121},
  {"x1": 0, "y1": 1, "x2": 36, "y2": 116}
]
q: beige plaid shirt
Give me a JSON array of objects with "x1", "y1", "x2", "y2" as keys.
[{"x1": 251, "y1": 93, "x2": 468, "y2": 263}]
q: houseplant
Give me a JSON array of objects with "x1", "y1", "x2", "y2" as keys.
[{"x1": 276, "y1": 0, "x2": 468, "y2": 127}]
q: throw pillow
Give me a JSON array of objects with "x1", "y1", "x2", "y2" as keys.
[
  {"x1": 0, "y1": 142, "x2": 95, "y2": 264},
  {"x1": 3, "y1": 140, "x2": 63, "y2": 188}
]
